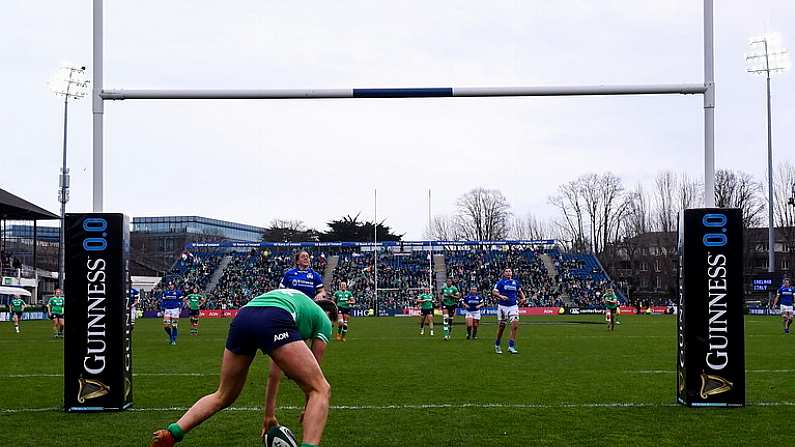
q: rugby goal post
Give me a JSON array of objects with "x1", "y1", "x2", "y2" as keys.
[{"x1": 90, "y1": 0, "x2": 717, "y2": 212}]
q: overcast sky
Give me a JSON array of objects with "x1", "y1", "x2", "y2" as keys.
[{"x1": 2, "y1": 1, "x2": 793, "y2": 239}]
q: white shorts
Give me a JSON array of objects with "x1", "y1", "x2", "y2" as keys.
[
  {"x1": 781, "y1": 305, "x2": 794, "y2": 315},
  {"x1": 130, "y1": 306, "x2": 137, "y2": 323},
  {"x1": 466, "y1": 310, "x2": 482, "y2": 320},
  {"x1": 163, "y1": 308, "x2": 181, "y2": 319},
  {"x1": 497, "y1": 305, "x2": 519, "y2": 322}
]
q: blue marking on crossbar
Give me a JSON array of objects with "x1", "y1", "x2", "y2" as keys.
[{"x1": 353, "y1": 88, "x2": 453, "y2": 98}]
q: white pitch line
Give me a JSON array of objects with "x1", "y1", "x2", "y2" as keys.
[
  {"x1": 4, "y1": 401, "x2": 795, "y2": 414},
  {"x1": 0, "y1": 373, "x2": 214, "y2": 378},
  {"x1": 631, "y1": 370, "x2": 795, "y2": 374}
]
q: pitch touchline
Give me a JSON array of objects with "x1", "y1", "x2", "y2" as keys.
[
  {"x1": 630, "y1": 369, "x2": 795, "y2": 374},
  {"x1": 0, "y1": 373, "x2": 214, "y2": 378},
  {"x1": 4, "y1": 401, "x2": 795, "y2": 414}
]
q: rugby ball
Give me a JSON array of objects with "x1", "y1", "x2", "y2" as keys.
[{"x1": 264, "y1": 425, "x2": 298, "y2": 447}]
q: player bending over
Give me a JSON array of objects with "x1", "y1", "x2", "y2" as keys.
[
  {"x1": 603, "y1": 287, "x2": 619, "y2": 331},
  {"x1": 9, "y1": 296, "x2": 26, "y2": 334},
  {"x1": 492, "y1": 268, "x2": 527, "y2": 354},
  {"x1": 773, "y1": 278, "x2": 794, "y2": 334},
  {"x1": 150, "y1": 289, "x2": 337, "y2": 447},
  {"x1": 463, "y1": 286, "x2": 483, "y2": 340},
  {"x1": 417, "y1": 288, "x2": 435, "y2": 336},
  {"x1": 47, "y1": 288, "x2": 65, "y2": 338},
  {"x1": 161, "y1": 283, "x2": 183, "y2": 345},
  {"x1": 333, "y1": 281, "x2": 355, "y2": 341},
  {"x1": 441, "y1": 279, "x2": 460, "y2": 340},
  {"x1": 185, "y1": 288, "x2": 206, "y2": 335}
]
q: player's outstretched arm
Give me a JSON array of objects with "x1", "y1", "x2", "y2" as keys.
[{"x1": 262, "y1": 361, "x2": 282, "y2": 438}]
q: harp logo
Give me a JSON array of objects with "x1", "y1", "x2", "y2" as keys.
[
  {"x1": 699, "y1": 372, "x2": 733, "y2": 399},
  {"x1": 77, "y1": 377, "x2": 110, "y2": 403}
]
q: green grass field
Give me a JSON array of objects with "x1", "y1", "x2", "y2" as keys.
[{"x1": 1, "y1": 314, "x2": 793, "y2": 446}]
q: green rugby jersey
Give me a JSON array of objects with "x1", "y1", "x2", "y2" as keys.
[
  {"x1": 333, "y1": 290, "x2": 353, "y2": 310},
  {"x1": 186, "y1": 293, "x2": 204, "y2": 311},
  {"x1": 244, "y1": 289, "x2": 332, "y2": 343},
  {"x1": 603, "y1": 292, "x2": 619, "y2": 310},
  {"x1": 48, "y1": 296, "x2": 65, "y2": 314},
  {"x1": 442, "y1": 285, "x2": 460, "y2": 306},
  {"x1": 10, "y1": 298, "x2": 25, "y2": 312},
  {"x1": 418, "y1": 293, "x2": 434, "y2": 310}
]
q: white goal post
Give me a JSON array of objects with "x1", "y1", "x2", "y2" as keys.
[{"x1": 90, "y1": 0, "x2": 716, "y2": 211}]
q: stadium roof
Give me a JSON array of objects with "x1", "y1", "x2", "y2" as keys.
[{"x1": 0, "y1": 188, "x2": 59, "y2": 220}]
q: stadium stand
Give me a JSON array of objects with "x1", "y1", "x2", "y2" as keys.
[{"x1": 145, "y1": 244, "x2": 619, "y2": 313}]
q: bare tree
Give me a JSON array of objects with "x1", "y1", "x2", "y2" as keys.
[
  {"x1": 549, "y1": 180, "x2": 588, "y2": 250},
  {"x1": 772, "y1": 162, "x2": 795, "y2": 229},
  {"x1": 772, "y1": 162, "x2": 795, "y2": 269},
  {"x1": 509, "y1": 213, "x2": 554, "y2": 240},
  {"x1": 425, "y1": 215, "x2": 460, "y2": 241},
  {"x1": 454, "y1": 188, "x2": 512, "y2": 241},
  {"x1": 714, "y1": 169, "x2": 765, "y2": 228},
  {"x1": 652, "y1": 171, "x2": 677, "y2": 233},
  {"x1": 579, "y1": 174, "x2": 603, "y2": 252},
  {"x1": 599, "y1": 172, "x2": 625, "y2": 254},
  {"x1": 677, "y1": 173, "x2": 702, "y2": 213}
]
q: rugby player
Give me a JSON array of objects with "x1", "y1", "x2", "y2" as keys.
[
  {"x1": 129, "y1": 287, "x2": 140, "y2": 331},
  {"x1": 47, "y1": 288, "x2": 65, "y2": 338},
  {"x1": 280, "y1": 251, "x2": 326, "y2": 300},
  {"x1": 603, "y1": 287, "x2": 620, "y2": 331},
  {"x1": 492, "y1": 268, "x2": 527, "y2": 354},
  {"x1": 463, "y1": 286, "x2": 483, "y2": 340},
  {"x1": 150, "y1": 289, "x2": 337, "y2": 447},
  {"x1": 161, "y1": 283, "x2": 183, "y2": 345},
  {"x1": 417, "y1": 288, "x2": 435, "y2": 336},
  {"x1": 333, "y1": 281, "x2": 355, "y2": 341},
  {"x1": 772, "y1": 278, "x2": 794, "y2": 334},
  {"x1": 441, "y1": 279, "x2": 460, "y2": 340},
  {"x1": 9, "y1": 295, "x2": 26, "y2": 334},
  {"x1": 185, "y1": 288, "x2": 206, "y2": 335}
]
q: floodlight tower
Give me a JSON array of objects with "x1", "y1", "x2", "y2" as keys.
[
  {"x1": 49, "y1": 65, "x2": 89, "y2": 289},
  {"x1": 745, "y1": 33, "x2": 790, "y2": 289}
]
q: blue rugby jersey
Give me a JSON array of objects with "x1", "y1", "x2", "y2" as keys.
[
  {"x1": 160, "y1": 289, "x2": 183, "y2": 309},
  {"x1": 464, "y1": 294, "x2": 483, "y2": 312},
  {"x1": 280, "y1": 268, "x2": 324, "y2": 299},
  {"x1": 494, "y1": 279, "x2": 521, "y2": 307},
  {"x1": 779, "y1": 286, "x2": 794, "y2": 306}
]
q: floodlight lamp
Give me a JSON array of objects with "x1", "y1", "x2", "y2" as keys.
[{"x1": 48, "y1": 64, "x2": 89, "y2": 99}]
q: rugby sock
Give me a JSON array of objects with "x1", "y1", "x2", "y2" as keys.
[
  {"x1": 443, "y1": 315, "x2": 449, "y2": 337},
  {"x1": 466, "y1": 326, "x2": 472, "y2": 338},
  {"x1": 420, "y1": 320, "x2": 425, "y2": 329},
  {"x1": 172, "y1": 327, "x2": 178, "y2": 341},
  {"x1": 301, "y1": 443, "x2": 318, "y2": 447},
  {"x1": 337, "y1": 325, "x2": 343, "y2": 335},
  {"x1": 164, "y1": 327, "x2": 172, "y2": 338},
  {"x1": 342, "y1": 323, "x2": 348, "y2": 336},
  {"x1": 508, "y1": 339, "x2": 515, "y2": 349},
  {"x1": 495, "y1": 338, "x2": 501, "y2": 346},
  {"x1": 473, "y1": 326, "x2": 478, "y2": 338}
]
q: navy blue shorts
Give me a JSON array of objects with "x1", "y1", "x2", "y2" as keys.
[
  {"x1": 421, "y1": 308, "x2": 433, "y2": 316},
  {"x1": 225, "y1": 307, "x2": 302, "y2": 356},
  {"x1": 189, "y1": 309, "x2": 200, "y2": 318}
]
